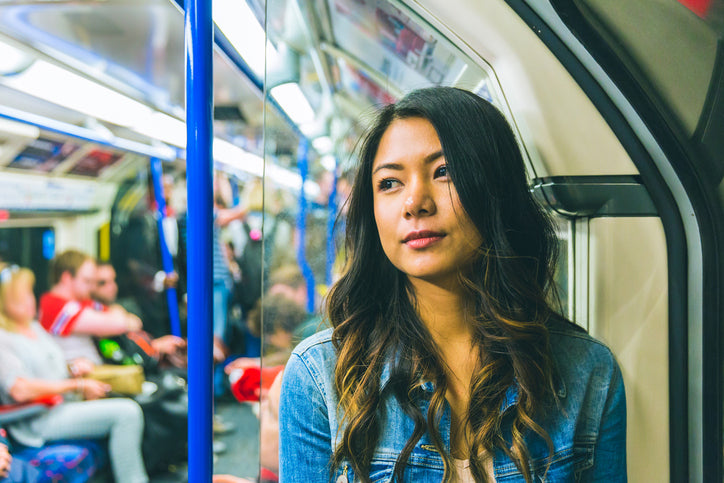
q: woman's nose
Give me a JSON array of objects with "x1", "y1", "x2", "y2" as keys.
[{"x1": 404, "y1": 180, "x2": 436, "y2": 217}]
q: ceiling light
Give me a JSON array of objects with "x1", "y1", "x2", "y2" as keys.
[
  {"x1": 312, "y1": 135, "x2": 332, "y2": 154},
  {"x1": 270, "y1": 82, "x2": 314, "y2": 126},
  {"x1": 320, "y1": 154, "x2": 336, "y2": 171},
  {"x1": 132, "y1": 112, "x2": 187, "y2": 148},
  {"x1": 3, "y1": 60, "x2": 152, "y2": 127},
  {"x1": 213, "y1": 0, "x2": 277, "y2": 78},
  {"x1": 214, "y1": 138, "x2": 264, "y2": 177}
]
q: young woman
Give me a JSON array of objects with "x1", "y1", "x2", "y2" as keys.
[
  {"x1": 0, "y1": 264, "x2": 149, "y2": 483},
  {"x1": 279, "y1": 87, "x2": 626, "y2": 482}
]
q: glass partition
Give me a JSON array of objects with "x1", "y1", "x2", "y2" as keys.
[{"x1": 259, "y1": 0, "x2": 557, "y2": 477}]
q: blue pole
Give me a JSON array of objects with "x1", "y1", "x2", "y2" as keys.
[
  {"x1": 325, "y1": 162, "x2": 338, "y2": 287},
  {"x1": 295, "y1": 139, "x2": 316, "y2": 313},
  {"x1": 149, "y1": 157, "x2": 182, "y2": 337},
  {"x1": 185, "y1": 0, "x2": 213, "y2": 480}
]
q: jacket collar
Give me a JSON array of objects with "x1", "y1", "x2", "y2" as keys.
[{"x1": 379, "y1": 356, "x2": 567, "y2": 412}]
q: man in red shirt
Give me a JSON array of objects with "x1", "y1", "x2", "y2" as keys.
[{"x1": 39, "y1": 250, "x2": 143, "y2": 366}]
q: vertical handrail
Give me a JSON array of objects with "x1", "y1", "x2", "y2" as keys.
[
  {"x1": 295, "y1": 139, "x2": 316, "y2": 313},
  {"x1": 149, "y1": 157, "x2": 182, "y2": 337},
  {"x1": 325, "y1": 162, "x2": 338, "y2": 287},
  {"x1": 185, "y1": 0, "x2": 213, "y2": 481}
]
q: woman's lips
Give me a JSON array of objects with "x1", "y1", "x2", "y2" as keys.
[{"x1": 403, "y1": 231, "x2": 445, "y2": 249}]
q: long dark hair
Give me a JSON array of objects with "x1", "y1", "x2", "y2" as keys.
[{"x1": 327, "y1": 87, "x2": 560, "y2": 482}]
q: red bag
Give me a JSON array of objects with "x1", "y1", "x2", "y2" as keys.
[{"x1": 230, "y1": 365, "x2": 284, "y2": 402}]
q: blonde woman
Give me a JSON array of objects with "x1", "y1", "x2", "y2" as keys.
[{"x1": 0, "y1": 263, "x2": 149, "y2": 483}]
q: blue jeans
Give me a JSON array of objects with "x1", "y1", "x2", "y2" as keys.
[{"x1": 212, "y1": 279, "x2": 231, "y2": 342}]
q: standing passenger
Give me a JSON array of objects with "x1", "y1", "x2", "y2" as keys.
[{"x1": 279, "y1": 87, "x2": 627, "y2": 482}]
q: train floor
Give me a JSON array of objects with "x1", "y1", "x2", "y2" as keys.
[{"x1": 149, "y1": 398, "x2": 261, "y2": 483}]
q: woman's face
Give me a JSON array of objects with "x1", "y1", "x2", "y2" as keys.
[
  {"x1": 2, "y1": 280, "x2": 36, "y2": 324},
  {"x1": 372, "y1": 117, "x2": 483, "y2": 287}
]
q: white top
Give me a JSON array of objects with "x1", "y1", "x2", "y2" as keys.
[{"x1": 452, "y1": 455, "x2": 495, "y2": 482}]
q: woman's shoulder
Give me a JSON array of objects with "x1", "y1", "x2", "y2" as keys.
[
  {"x1": 545, "y1": 318, "x2": 624, "y2": 406},
  {"x1": 546, "y1": 316, "x2": 620, "y2": 373},
  {"x1": 291, "y1": 327, "x2": 334, "y2": 356},
  {"x1": 284, "y1": 328, "x2": 337, "y2": 399}
]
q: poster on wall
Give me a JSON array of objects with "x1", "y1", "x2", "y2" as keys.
[
  {"x1": 68, "y1": 149, "x2": 123, "y2": 177},
  {"x1": 8, "y1": 137, "x2": 80, "y2": 172}
]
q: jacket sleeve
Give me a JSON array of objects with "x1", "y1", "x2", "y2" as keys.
[
  {"x1": 279, "y1": 352, "x2": 334, "y2": 482},
  {"x1": 582, "y1": 357, "x2": 627, "y2": 482}
]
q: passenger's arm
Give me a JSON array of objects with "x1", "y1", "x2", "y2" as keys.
[
  {"x1": 151, "y1": 335, "x2": 185, "y2": 355},
  {"x1": 279, "y1": 353, "x2": 333, "y2": 482},
  {"x1": 215, "y1": 205, "x2": 248, "y2": 227},
  {"x1": 9, "y1": 377, "x2": 86, "y2": 403},
  {"x1": 68, "y1": 358, "x2": 95, "y2": 377},
  {"x1": 580, "y1": 359, "x2": 627, "y2": 482},
  {"x1": 71, "y1": 307, "x2": 142, "y2": 337}
]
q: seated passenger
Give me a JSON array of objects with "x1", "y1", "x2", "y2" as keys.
[
  {"x1": 39, "y1": 250, "x2": 184, "y2": 369},
  {"x1": 92, "y1": 261, "x2": 186, "y2": 369},
  {"x1": 0, "y1": 263, "x2": 148, "y2": 483},
  {"x1": 38, "y1": 250, "x2": 142, "y2": 365},
  {"x1": 92, "y1": 261, "x2": 188, "y2": 475}
]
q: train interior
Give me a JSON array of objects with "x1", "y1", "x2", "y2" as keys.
[{"x1": 0, "y1": 0, "x2": 722, "y2": 481}]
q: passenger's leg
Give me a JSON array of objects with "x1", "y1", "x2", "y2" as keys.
[
  {"x1": 213, "y1": 279, "x2": 230, "y2": 342},
  {"x1": 213, "y1": 279, "x2": 231, "y2": 397},
  {"x1": 35, "y1": 398, "x2": 148, "y2": 483}
]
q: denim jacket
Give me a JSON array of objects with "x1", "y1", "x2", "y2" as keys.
[{"x1": 279, "y1": 320, "x2": 626, "y2": 482}]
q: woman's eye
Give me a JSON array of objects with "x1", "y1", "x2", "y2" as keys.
[
  {"x1": 377, "y1": 178, "x2": 400, "y2": 191},
  {"x1": 434, "y1": 165, "x2": 448, "y2": 178}
]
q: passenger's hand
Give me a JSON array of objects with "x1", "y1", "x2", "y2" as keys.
[
  {"x1": 224, "y1": 357, "x2": 261, "y2": 374},
  {"x1": 79, "y1": 379, "x2": 111, "y2": 400},
  {"x1": 125, "y1": 314, "x2": 143, "y2": 332},
  {"x1": 152, "y1": 335, "x2": 186, "y2": 355},
  {"x1": 69, "y1": 357, "x2": 95, "y2": 377},
  {"x1": 0, "y1": 443, "x2": 11, "y2": 479},
  {"x1": 164, "y1": 271, "x2": 179, "y2": 289}
]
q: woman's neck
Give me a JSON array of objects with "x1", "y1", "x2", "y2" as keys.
[
  {"x1": 410, "y1": 277, "x2": 478, "y2": 457},
  {"x1": 12, "y1": 319, "x2": 35, "y2": 337},
  {"x1": 409, "y1": 277, "x2": 472, "y2": 346}
]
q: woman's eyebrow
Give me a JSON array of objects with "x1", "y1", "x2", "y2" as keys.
[
  {"x1": 372, "y1": 162, "x2": 403, "y2": 175},
  {"x1": 372, "y1": 150, "x2": 444, "y2": 175}
]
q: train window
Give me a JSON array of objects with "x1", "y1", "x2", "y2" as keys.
[
  {"x1": 571, "y1": 0, "x2": 720, "y2": 138},
  {"x1": 0, "y1": 226, "x2": 54, "y2": 296}
]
